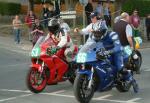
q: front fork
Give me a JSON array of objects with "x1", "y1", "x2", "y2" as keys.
[
  {"x1": 36, "y1": 59, "x2": 45, "y2": 74},
  {"x1": 88, "y1": 67, "x2": 94, "y2": 89}
]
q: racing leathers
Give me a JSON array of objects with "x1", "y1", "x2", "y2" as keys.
[
  {"x1": 100, "y1": 31, "x2": 124, "y2": 71},
  {"x1": 50, "y1": 28, "x2": 74, "y2": 62}
]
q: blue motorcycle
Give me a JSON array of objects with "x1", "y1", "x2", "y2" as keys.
[{"x1": 73, "y1": 40, "x2": 137, "y2": 103}]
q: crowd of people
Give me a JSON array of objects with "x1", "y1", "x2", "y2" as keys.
[
  {"x1": 85, "y1": 1, "x2": 111, "y2": 27},
  {"x1": 11, "y1": 1, "x2": 150, "y2": 47}
]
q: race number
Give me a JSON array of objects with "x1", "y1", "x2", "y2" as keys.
[{"x1": 76, "y1": 53, "x2": 87, "y2": 63}]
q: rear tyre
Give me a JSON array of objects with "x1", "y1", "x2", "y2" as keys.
[
  {"x1": 116, "y1": 80, "x2": 131, "y2": 92},
  {"x1": 26, "y1": 68, "x2": 47, "y2": 93},
  {"x1": 134, "y1": 50, "x2": 142, "y2": 74},
  {"x1": 74, "y1": 74, "x2": 95, "y2": 103}
]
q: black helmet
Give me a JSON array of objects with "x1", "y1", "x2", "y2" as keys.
[
  {"x1": 48, "y1": 18, "x2": 60, "y2": 34},
  {"x1": 90, "y1": 12, "x2": 100, "y2": 20},
  {"x1": 92, "y1": 21, "x2": 108, "y2": 41}
]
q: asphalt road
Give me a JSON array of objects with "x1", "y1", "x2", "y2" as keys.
[{"x1": 0, "y1": 41, "x2": 150, "y2": 103}]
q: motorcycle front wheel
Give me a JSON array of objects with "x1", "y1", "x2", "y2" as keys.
[
  {"x1": 74, "y1": 74, "x2": 95, "y2": 103},
  {"x1": 26, "y1": 68, "x2": 47, "y2": 93}
]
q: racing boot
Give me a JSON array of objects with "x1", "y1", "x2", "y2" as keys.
[
  {"x1": 132, "y1": 79, "x2": 139, "y2": 93},
  {"x1": 119, "y1": 68, "x2": 139, "y2": 93}
]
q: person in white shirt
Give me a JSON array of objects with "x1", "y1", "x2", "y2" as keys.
[{"x1": 74, "y1": 12, "x2": 107, "y2": 42}]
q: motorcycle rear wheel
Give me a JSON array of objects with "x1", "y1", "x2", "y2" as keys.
[
  {"x1": 26, "y1": 68, "x2": 47, "y2": 93},
  {"x1": 134, "y1": 50, "x2": 142, "y2": 73},
  {"x1": 116, "y1": 80, "x2": 131, "y2": 92},
  {"x1": 74, "y1": 74, "x2": 95, "y2": 103}
]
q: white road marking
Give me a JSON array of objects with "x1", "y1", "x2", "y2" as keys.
[
  {"x1": 41, "y1": 92, "x2": 74, "y2": 98},
  {"x1": 0, "y1": 89, "x2": 142, "y2": 103},
  {"x1": 0, "y1": 89, "x2": 30, "y2": 93},
  {"x1": 49, "y1": 90, "x2": 66, "y2": 94},
  {"x1": 94, "y1": 94, "x2": 112, "y2": 99},
  {"x1": 0, "y1": 94, "x2": 32, "y2": 102},
  {"x1": 93, "y1": 98, "x2": 135, "y2": 103},
  {"x1": 126, "y1": 98, "x2": 142, "y2": 102},
  {"x1": 144, "y1": 69, "x2": 150, "y2": 72}
]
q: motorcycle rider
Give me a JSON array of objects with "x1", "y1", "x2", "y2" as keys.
[
  {"x1": 47, "y1": 18, "x2": 75, "y2": 62},
  {"x1": 91, "y1": 20, "x2": 139, "y2": 93}
]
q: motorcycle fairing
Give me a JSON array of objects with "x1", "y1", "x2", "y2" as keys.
[{"x1": 76, "y1": 40, "x2": 118, "y2": 91}]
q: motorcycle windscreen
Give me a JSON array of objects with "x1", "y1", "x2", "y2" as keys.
[
  {"x1": 33, "y1": 35, "x2": 56, "y2": 48},
  {"x1": 31, "y1": 35, "x2": 56, "y2": 57},
  {"x1": 31, "y1": 36, "x2": 45, "y2": 57},
  {"x1": 76, "y1": 40, "x2": 104, "y2": 63}
]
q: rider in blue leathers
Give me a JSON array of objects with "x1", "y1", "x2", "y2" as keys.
[{"x1": 92, "y1": 21, "x2": 139, "y2": 93}]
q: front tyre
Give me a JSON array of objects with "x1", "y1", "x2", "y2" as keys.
[
  {"x1": 74, "y1": 74, "x2": 95, "y2": 103},
  {"x1": 26, "y1": 68, "x2": 47, "y2": 93}
]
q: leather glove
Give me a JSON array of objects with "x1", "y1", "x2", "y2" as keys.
[
  {"x1": 50, "y1": 46, "x2": 60, "y2": 54},
  {"x1": 96, "y1": 48, "x2": 113, "y2": 60},
  {"x1": 103, "y1": 50, "x2": 113, "y2": 56}
]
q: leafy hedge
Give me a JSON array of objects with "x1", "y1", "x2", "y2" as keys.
[
  {"x1": 122, "y1": 0, "x2": 150, "y2": 17},
  {"x1": 0, "y1": 2, "x2": 21, "y2": 15},
  {"x1": 34, "y1": 0, "x2": 54, "y2": 4}
]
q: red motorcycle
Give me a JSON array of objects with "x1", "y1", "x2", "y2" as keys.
[{"x1": 26, "y1": 36, "x2": 78, "y2": 93}]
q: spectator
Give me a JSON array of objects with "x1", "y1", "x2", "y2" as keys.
[
  {"x1": 130, "y1": 9, "x2": 140, "y2": 37},
  {"x1": 113, "y1": 12, "x2": 134, "y2": 49},
  {"x1": 114, "y1": 15, "x2": 121, "y2": 23},
  {"x1": 42, "y1": 3, "x2": 49, "y2": 28},
  {"x1": 55, "y1": 0, "x2": 60, "y2": 16},
  {"x1": 47, "y1": 2, "x2": 57, "y2": 20},
  {"x1": 12, "y1": 15, "x2": 22, "y2": 44},
  {"x1": 31, "y1": 19, "x2": 44, "y2": 46},
  {"x1": 60, "y1": 1, "x2": 66, "y2": 11},
  {"x1": 85, "y1": 0, "x2": 93, "y2": 25},
  {"x1": 103, "y1": 2, "x2": 111, "y2": 27},
  {"x1": 145, "y1": 14, "x2": 150, "y2": 41},
  {"x1": 75, "y1": 1, "x2": 83, "y2": 16},
  {"x1": 95, "y1": 1, "x2": 103, "y2": 18},
  {"x1": 25, "y1": 11, "x2": 37, "y2": 42}
]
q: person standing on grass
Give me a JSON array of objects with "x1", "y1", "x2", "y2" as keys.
[{"x1": 12, "y1": 15, "x2": 22, "y2": 44}]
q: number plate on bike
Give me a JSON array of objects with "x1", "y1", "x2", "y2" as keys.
[{"x1": 76, "y1": 53, "x2": 87, "y2": 63}]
